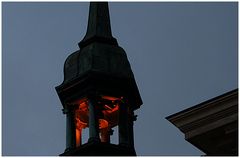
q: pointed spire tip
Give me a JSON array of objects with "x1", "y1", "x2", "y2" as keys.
[{"x1": 79, "y1": 2, "x2": 118, "y2": 48}]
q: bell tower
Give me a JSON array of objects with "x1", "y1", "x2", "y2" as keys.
[{"x1": 55, "y1": 2, "x2": 142, "y2": 156}]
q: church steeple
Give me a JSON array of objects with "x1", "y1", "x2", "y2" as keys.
[
  {"x1": 79, "y1": 2, "x2": 118, "y2": 48},
  {"x1": 56, "y1": 2, "x2": 142, "y2": 156}
]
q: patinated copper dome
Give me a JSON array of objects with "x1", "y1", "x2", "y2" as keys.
[{"x1": 56, "y1": 2, "x2": 142, "y2": 110}]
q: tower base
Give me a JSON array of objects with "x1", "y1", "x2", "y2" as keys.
[{"x1": 60, "y1": 141, "x2": 136, "y2": 156}]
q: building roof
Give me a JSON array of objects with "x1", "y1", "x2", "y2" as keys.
[
  {"x1": 166, "y1": 89, "x2": 238, "y2": 156},
  {"x1": 166, "y1": 89, "x2": 238, "y2": 120}
]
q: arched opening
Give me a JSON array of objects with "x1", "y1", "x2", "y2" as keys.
[
  {"x1": 74, "y1": 95, "x2": 123, "y2": 146},
  {"x1": 75, "y1": 99, "x2": 89, "y2": 147}
]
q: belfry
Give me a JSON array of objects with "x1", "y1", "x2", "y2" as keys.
[{"x1": 55, "y1": 2, "x2": 142, "y2": 156}]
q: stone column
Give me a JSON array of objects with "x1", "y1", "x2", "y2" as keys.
[
  {"x1": 88, "y1": 95, "x2": 100, "y2": 142},
  {"x1": 63, "y1": 107, "x2": 76, "y2": 150},
  {"x1": 118, "y1": 100, "x2": 130, "y2": 146},
  {"x1": 128, "y1": 111, "x2": 136, "y2": 147}
]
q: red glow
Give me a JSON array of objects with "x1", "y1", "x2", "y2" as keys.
[
  {"x1": 76, "y1": 128, "x2": 81, "y2": 147},
  {"x1": 76, "y1": 118, "x2": 87, "y2": 129},
  {"x1": 101, "y1": 96, "x2": 120, "y2": 101},
  {"x1": 99, "y1": 119, "x2": 109, "y2": 129},
  {"x1": 79, "y1": 101, "x2": 88, "y2": 112},
  {"x1": 74, "y1": 95, "x2": 122, "y2": 132}
]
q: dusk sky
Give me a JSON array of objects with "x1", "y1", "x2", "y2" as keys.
[{"x1": 2, "y1": 2, "x2": 238, "y2": 156}]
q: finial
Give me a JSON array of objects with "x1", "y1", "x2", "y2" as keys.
[{"x1": 79, "y1": 2, "x2": 118, "y2": 48}]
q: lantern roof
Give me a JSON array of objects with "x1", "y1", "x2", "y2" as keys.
[{"x1": 56, "y1": 2, "x2": 142, "y2": 110}]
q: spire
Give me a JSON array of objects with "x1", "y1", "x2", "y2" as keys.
[{"x1": 79, "y1": 2, "x2": 118, "y2": 48}]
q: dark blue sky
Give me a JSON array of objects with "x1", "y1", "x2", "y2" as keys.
[{"x1": 2, "y1": 2, "x2": 238, "y2": 156}]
